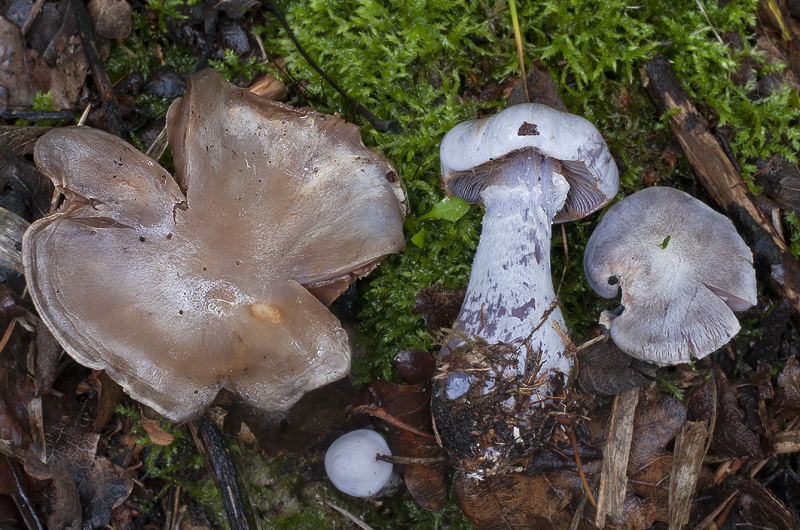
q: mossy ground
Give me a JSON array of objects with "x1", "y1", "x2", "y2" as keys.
[{"x1": 99, "y1": 0, "x2": 800, "y2": 527}]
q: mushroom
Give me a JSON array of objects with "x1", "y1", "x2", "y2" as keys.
[
  {"x1": 437, "y1": 103, "x2": 618, "y2": 398},
  {"x1": 23, "y1": 69, "x2": 406, "y2": 423},
  {"x1": 583, "y1": 186, "x2": 757, "y2": 364},
  {"x1": 324, "y1": 429, "x2": 401, "y2": 498}
]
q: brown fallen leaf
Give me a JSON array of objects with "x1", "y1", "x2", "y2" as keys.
[
  {"x1": 778, "y1": 355, "x2": 800, "y2": 409},
  {"x1": 687, "y1": 368, "x2": 770, "y2": 458},
  {"x1": 0, "y1": 16, "x2": 51, "y2": 108},
  {"x1": 140, "y1": 413, "x2": 175, "y2": 446},
  {"x1": 576, "y1": 339, "x2": 656, "y2": 396},
  {"x1": 360, "y1": 350, "x2": 447, "y2": 512}
]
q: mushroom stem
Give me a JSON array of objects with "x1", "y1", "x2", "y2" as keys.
[{"x1": 443, "y1": 148, "x2": 571, "y2": 400}]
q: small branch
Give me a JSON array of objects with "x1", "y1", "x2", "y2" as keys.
[
  {"x1": 568, "y1": 426, "x2": 596, "y2": 509},
  {"x1": 376, "y1": 454, "x2": 447, "y2": 465},
  {"x1": 324, "y1": 500, "x2": 375, "y2": 530},
  {"x1": 0, "y1": 109, "x2": 75, "y2": 121},
  {"x1": 350, "y1": 404, "x2": 437, "y2": 440},
  {"x1": 260, "y1": 0, "x2": 399, "y2": 133},
  {"x1": 190, "y1": 416, "x2": 252, "y2": 530},
  {"x1": 69, "y1": 0, "x2": 124, "y2": 137}
]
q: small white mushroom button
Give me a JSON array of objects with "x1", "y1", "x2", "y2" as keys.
[{"x1": 324, "y1": 429, "x2": 400, "y2": 498}]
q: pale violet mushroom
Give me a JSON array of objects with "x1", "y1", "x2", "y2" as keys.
[
  {"x1": 438, "y1": 103, "x2": 618, "y2": 399},
  {"x1": 583, "y1": 186, "x2": 757, "y2": 365},
  {"x1": 324, "y1": 429, "x2": 401, "y2": 498}
]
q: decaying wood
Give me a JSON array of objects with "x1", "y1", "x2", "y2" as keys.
[
  {"x1": 68, "y1": 0, "x2": 123, "y2": 137},
  {"x1": 644, "y1": 53, "x2": 800, "y2": 326},
  {"x1": 0, "y1": 207, "x2": 29, "y2": 273},
  {"x1": 190, "y1": 416, "x2": 252, "y2": 530},
  {"x1": 595, "y1": 387, "x2": 639, "y2": 528},
  {"x1": 668, "y1": 420, "x2": 708, "y2": 530}
]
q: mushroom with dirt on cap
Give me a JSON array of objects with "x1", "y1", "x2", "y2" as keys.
[
  {"x1": 583, "y1": 186, "x2": 757, "y2": 365},
  {"x1": 23, "y1": 69, "x2": 406, "y2": 423},
  {"x1": 432, "y1": 102, "x2": 618, "y2": 476}
]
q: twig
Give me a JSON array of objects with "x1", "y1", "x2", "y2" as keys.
[
  {"x1": 260, "y1": 0, "x2": 399, "y2": 133},
  {"x1": 376, "y1": 454, "x2": 446, "y2": 464},
  {"x1": 21, "y1": 0, "x2": 45, "y2": 35},
  {"x1": 508, "y1": 0, "x2": 529, "y2": 103},
  {"x1": 324, "y1": 500, "x2": 375, "y2": 530},
  {"x1": 77, "y1": 104, "x2": 91, "y2": 126},
  {"x1": 693, "y1": 490, "x2": 738, "y2": 530},
  {"x1": 190, "y1": 416, "x2": 252, "y2": 530},
  {"x1": 568, "y1": 426, "x2": 596, "y2": 509},
  {"x1": 693, "y1": 0, "x2": 724, "y2": 44},
  {"x1": 350, "y1": 404, "x2": 437, "y2": 440},
  {"x1": 0, "y1": 109, "x2": 75, "y2": 121},
  {"x1": 69, "y1": 0, "x2": 124, "y2": 137}
]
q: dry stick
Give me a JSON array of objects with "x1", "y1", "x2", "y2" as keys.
[
  {"x1": 350, "y1": 404, "x2": 437, "y2": 440},
  {"x1": 0, "y1": 109, "x2": 75, "y2": 121},
  {"x1": 568, "y1": 426, "x2": 597, "y2": 509},
  {"x1": 259, "y1": 0, "x2": 399, "y2": 133},
  {"x1": 595, "y1": 387, "x2": 639, "y2": 528},
  {"x1": 190, "y1": 416, "x2": 252, "y2": 530},
  {"x1": 69, "y1": 0, "x2": 124, "y2": 137},
  {"x1": 644, "y1": 53, "x2": 800, "y2": 325},
  {"x1": 668, "y1": 420, "x2": 709, "y2": 530},
  {"x1": 20, "y1": 0, "x2": 45, "y2": 35}
]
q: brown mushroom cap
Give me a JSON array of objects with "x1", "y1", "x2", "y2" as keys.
[
  {"x1": 24, "y1": 69, "x2": 405, "y2": 422},
  {"x1": 583, "y1": 187, "x2": 756, "y2": 365}
]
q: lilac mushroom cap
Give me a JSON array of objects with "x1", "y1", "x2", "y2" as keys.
[
  {"x1": 324, "y1": 429, "x2": 400, "y2": 498},
  {"x1": 440, "y1": 103, "x2": 618, "y2": 222},
  {"x1": 583, "y1": 186, "x2": 757, "y2": 365},
  {"x1": 438, "y1": 103, "x2": 618, "y2": 388},
  {"x1": 23, "y1": 69, "x2": 406, "y2": 423}
]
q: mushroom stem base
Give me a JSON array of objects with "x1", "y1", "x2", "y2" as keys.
[{"x1": 431, "y1": 339, "x2": 567, "y2": 478}]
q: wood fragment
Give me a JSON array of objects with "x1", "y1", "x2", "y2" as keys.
[
  {"x1": 594, "y1": 387, "x2": 639, "y2": 528},
  {"x1": 644, "y1": 53, "x2": 800, "y2": 325},
  {"x1": 190, "y1": 416, "x2": 252, "y2": 530},
  {"x1": 69, "y1": 0, "x2": 123, "y2": 137},
  {"x1": 668, "y1": 420, "x2": 708, "y2": 530}
]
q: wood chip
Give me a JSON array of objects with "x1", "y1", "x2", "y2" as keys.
[
  {"x1": 595, "y1": 386, "x2": 639, "y2": 527},
  {"x1": 669, "y1": 420, "x2": 709, "y2": 530}
]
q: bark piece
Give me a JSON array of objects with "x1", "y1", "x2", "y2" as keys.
[
  {"x1": 668, "y1": 420, "x2": 708, "y2": 530},
  {"x1": 595, "y1": 387, "x2": 639, "y2": 527}
]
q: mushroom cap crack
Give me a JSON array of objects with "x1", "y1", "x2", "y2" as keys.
[{"x1": 23, "y1": 69, "x2": 405, "y2": 422}]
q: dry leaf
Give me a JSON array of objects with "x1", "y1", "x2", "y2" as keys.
[{"x1": 140, "y1": 414, "x2": 175, "y2": 446}]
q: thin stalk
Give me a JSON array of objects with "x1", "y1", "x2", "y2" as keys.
[{"x1": 508, "y1": 0, "x2": 529, "y2": 103}]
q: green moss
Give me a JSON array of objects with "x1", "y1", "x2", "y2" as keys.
[{"x1": 114, "y1": 405, "x2": 225, "y2": 521}]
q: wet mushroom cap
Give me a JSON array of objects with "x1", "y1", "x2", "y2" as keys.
[
  {"x1": 439, "y1": 103, "x2": 618, "y2": 221},
  {"x1": 583, "y1": 187, "x2": 757, "y2": 365},
  {"x1": 23, "y1": 69, "x2": 405, "y2": 423}
]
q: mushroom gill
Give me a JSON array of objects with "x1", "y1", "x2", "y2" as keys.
[{"x1": 23, "y1": 69, "x2": 406, "y2": 423}]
